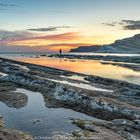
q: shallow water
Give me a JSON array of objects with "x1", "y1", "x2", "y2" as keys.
[
  {"x1": 101, "y1": 60, "x2": 140, "y2": 66},
  {"x1": 0, "y1": 71, "x2": 8, "y2": 77},
  {"x1": 61, "y1": 75, "x2": 88, "y2": 82},
  {"x1": 1, "y1": 52, "x2": 140, "y2": 57},
  {"x1": 1, "y1": 52, "x2": 140, "y2": 85},
  {"x1": 14, "y1": 57, "x2": 140, "y2": 85},
  {"x1": 10, "y1": 63, "x2": 29, "y2": 71},
  {"x1": 0, "y1": 88, "x2": 98, "y2": 138},
  {"x1": 41, "y1": 77, "x2": 113, "y2": 92}
]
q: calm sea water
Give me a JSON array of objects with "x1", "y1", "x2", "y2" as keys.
[{"x1": 0, "y1": 52, "x2": 140, "y2": 85}]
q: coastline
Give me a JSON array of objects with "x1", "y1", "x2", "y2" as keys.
[
  {"x1": 0, "y1": 57, "x2": 140, "y2": 139},
  {"x1": 0, "y1": 116, "x2": 33, "y2": 140},
  {"x1": 49, "y1": 53, "x2": 140, "y2": 72}
]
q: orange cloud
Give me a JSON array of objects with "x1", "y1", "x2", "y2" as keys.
[
  {"x1": 35, "y1": 43, "x2": 90, "y2": 52},
  {"x1": 6, "y1": 32, "x2": 93, "y2": 52},
  {"x1": 9, "y1": 32, "x2": 80, "y2": 42},
  {"x1": 2, "y1": 31, "x2": 114, "y2": 52}
]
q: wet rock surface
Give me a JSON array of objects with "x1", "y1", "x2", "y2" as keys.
[
  {"x1": 85, "y1": 75, "x2": 140, "y2": 96},
  {"x1": 69, "y1": 118, "x2": 140, "y2": 140},
  {"x1": 0, "y1": 82, "x2": 28, "y2": 109},
  {"x1": 1, "y1": 72, "x2": 139, "y2": 121},
  {"x1": 0, "y1": 57, "x2": 140, "y2": 139},
  {"x1": 0, "y1": 116, "x2": 33, "y2": 140}
]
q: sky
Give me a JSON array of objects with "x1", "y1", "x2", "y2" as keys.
[{"x1": 0, "y1": 0, "x2": 140, "y2": 52}]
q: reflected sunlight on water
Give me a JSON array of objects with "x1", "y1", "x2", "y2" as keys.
[{"x1": 15, "y1": 57, "x2": 140, "y2": 85}]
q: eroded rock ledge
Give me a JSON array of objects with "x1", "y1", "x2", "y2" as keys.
[
  {"x1": 0, "y1": 82, "x2": 28, "y2": 109},
  {"x1": 0, "y1": 116, "x2": 33, "y2": 140},
  {"x1": 0, "y1": 58, "x2": 140, "y2": 121},
  {"x1": 49, "y1": 54, "x2": 140, "y2": 64},
  {"x1": 69, "y1": 118, "x2": 140, "y2": 140},
  {"x1": 85, "y1": 75, "x2": 140, "y2": 96},
  {"x1": 0, "y1": 57, "x2": 140, "y2": 139},
  {"x1": 0, "y1": 69, "x2": 139, "y2": 121}
]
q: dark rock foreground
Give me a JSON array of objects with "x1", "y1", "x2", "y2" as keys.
[{"x1": 0, "y1": 57, "x2": 139, "y2": 140}]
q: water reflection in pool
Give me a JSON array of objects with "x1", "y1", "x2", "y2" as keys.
[
  {"x1": 15, "y1": 57, "x2": 140, "y2": 85},
  {"x1": 0, "y1": 88, "x2": 98, "y2": 138}
]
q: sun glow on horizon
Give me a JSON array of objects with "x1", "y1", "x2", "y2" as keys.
[{"x1": 5, "y1": 31, "x2": 120, "y2": 52}]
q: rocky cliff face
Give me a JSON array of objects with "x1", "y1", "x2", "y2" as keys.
[
  {"x1": 109, "y1": 34, "x2": 140, "y2": 53},
  {"x1": 70, "y1": 34, "x2": 140, "y2": 53}
]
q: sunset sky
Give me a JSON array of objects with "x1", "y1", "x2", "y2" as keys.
[{"x1": 0, "y1": 0, "x2": 140, "y2": 52}]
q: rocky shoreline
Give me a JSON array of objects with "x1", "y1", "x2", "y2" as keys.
[
  {"x1": 0, "y1": 116, "x2": 33, "y2": 140},
  {"x1": 49, "y1": 54, "x2": 140, "y2": 63},
  {"x1": 49, "y1": 54, "x2": 140, "y2": 72},
  {"x1": 101, "y1": 61, "x2": 140, "y2": 72},
  {"x1": 0, "y1": 57, "x2": 140, "y2": 139},
  {"x1": 0, "y1": 82, "x2": 28, "y2": 109}
]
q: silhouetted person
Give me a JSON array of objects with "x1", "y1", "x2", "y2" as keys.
[{"x1": 59, "y1": 49, "x2": 62, "y2": 55}]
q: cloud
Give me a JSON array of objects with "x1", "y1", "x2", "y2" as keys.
[
  {"x1": 0, "y1": 45, "x2": 36, "y2": 52},
  {"x1": 0, "y1": 30, "x2": 80, "y2": 44},
  {"x1": 0, "y1": 2, "x2": 20, "y2": 12},
  {"x1": 27, "y1": 26, "x2": 71, "y2": 32},
  {"x1": 34, "y1": 32, "x2": 79, "y2": 41},
  {"x1": 102, "y1": 23, "x2": 116, "y2": 27},
  {"x1": 0, "y1": 29, "x2": 91, "y2": 52},
  {"x1": 103, "y1": 20, "x2": 140, "y2": 30},
  {"x1": 0, "y1": 30, "x2": 35, "y2": 41},
  {"x1": 50, "y1": 10, "x2": 71, "y2": 14},
  {"x1": 122, "y1": 20, "x2": 140, "y2": 30},
  {"x1": 44, "y1": 43, "x2": 88, "y2": 48},
  {"x1": 0, "y1": 30, "x2": 82, "y2": 52},
  {"x1": 0, "y1": 3, "x2": 18, "y2": 7},
  {"x1": 29, "y1": 43, "x2": 90, "y2": 52},
  {"x1": 7, "y1": 32, "x2": 80, "y2": 43},
  {"x1": 102, "y1": 22, "x2": 118, "y2": 27},
  {"x1": 0, "y1": 43, "x2": 88, "y2": 52}
]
